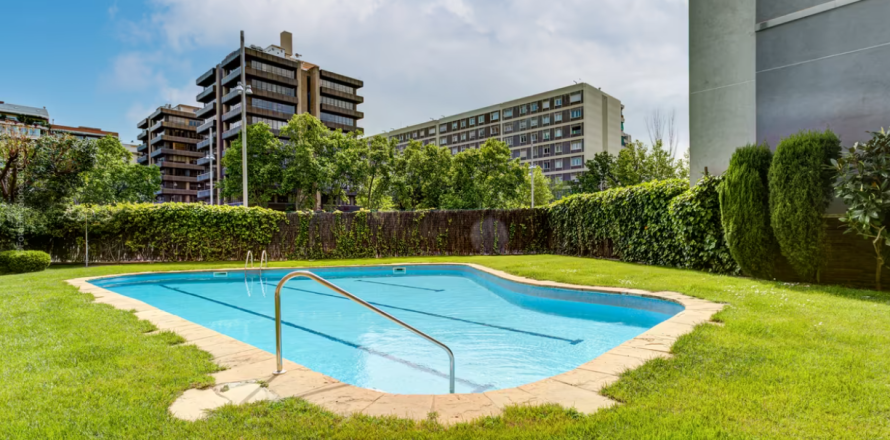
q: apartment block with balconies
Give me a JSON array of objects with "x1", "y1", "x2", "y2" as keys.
[
  {"x1": 379, "y1": 83, "x2": 624, "y2": 184},
  {"x1": 194, "y1": 31, "x2": 365, "y2": 206},
  {"x1": 136, "y1": 104, "x2": 203, "y2": 203}
]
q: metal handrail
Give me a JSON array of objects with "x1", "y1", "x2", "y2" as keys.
[
  {"x1": 245, "y1": 250, "x2": 254, "y2": 270},
  {"x1": 273, "y1": 271, "x2": 456, "y2": 394},
  {"x1": 259, "y1": 250, "x2": 268, "y2": 272}
]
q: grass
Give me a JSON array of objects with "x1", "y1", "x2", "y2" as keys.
[{"x1": 2, "y1": 255, "x2": 890, "y2": 439}]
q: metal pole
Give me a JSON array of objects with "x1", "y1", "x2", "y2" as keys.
[
  {"x1": 273, "y1": 271, "x2": 456, "y2": 393},
  {"x1": 240, "y1": 30, "x2": 249, "y2": 208},
  {"x1": 209, "y1": 127, "x2": 214, "y2": 205},
  {"x1": 84, "y1": 213, "x2": 89, "y2": 268},
  {"x1": 531, "y1": 166, "x2": 535, "y2": 208}
]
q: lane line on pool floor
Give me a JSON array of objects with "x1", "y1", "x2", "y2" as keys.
[
  {"x1": 270, "y1": 282, "x2": 584, "y2": 345},
  {"x1": 353, "y1": 279, "x2": 445, "y2": 292},
  {"x1": 157, "y1": 284, "x2": 494, "y2": 393}
]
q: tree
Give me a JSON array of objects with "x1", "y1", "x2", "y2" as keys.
[
  {"x1": 647, "y1": 139, "x2": 682, "y2": 181},
  {"x1": 572, "y1": 152, "x2": 616, "y2": 193},
  {"x1": 444, "y1": 139, "x2": 525, "y2": 209},
  {"x1": 512, "y1": 165, "x2": 553, "y2": 208},
  {"x1": 324, "y1": 129, "x2": 367, "y2": 207},
  {"x1": 75, "y1": 136, "x2": 161, "y2": 205},
  {"x1": 0, "y1": 132, "x2": 96, "y2": 210},
  {"x1": 646, "y1": 108, "x2": 679, "y2": 158},
  {"x1": 832, "y1": 128, "x2": 890, "y2": 290},
  {"x1": 360, "y1": 135, "x2": 396, "y2": 210},
  {"x1": 280, "y1": 114, "x2": 329, "y2": 210},
  {"x1": 614, "y1": 140, "x2": 650, "y2": 186},
  {"x1": 220, "y1": 123, "x2": 284, "y2": 208},
  {"x1": 390, "y1": 140, "x2": 453, "y2": 210}
]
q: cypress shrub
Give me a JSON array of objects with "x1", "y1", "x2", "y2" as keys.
[
  {"x1": 769, "y1": 130, "x2": 842, "y2": 282},
  {"x1": 0, "y1": 250, "x2": 51, "y2": 274},
  {"x1": 719, "y1": 144, "x2": 778, "y2": 278},
  {"x1": 668, "y1": 175, "x2": 738, "y2": 274}
]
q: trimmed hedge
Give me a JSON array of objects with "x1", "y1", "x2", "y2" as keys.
[
  {"x1": 0, "y1": 250, "x2": 51, "y2": 274},
  {"x1": 550, "y1": 179, "x2": 691, "y2": 268},
  {"x1": 719, "y1": 144, "x2": 779, "y2": 278},
  {"x1": 769, "y1": 130, "x2": 842, "y2": 282},
  {"x1": 668, "y1": 175, "x2": 738, "y2": 273},
  {"x1": 37, "y1": 203, "x2": 285, "y2": 262}
]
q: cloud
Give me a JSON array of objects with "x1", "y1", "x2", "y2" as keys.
[{"x1": 128, "y1": 0, "x2": 689, "y2": 151}]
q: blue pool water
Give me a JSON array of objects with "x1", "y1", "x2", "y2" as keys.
[{"x1": 90, "y1": 265, "x2": 682, "y2": 394}]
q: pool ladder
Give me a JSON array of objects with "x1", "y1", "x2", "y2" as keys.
[
  {"x1": 272, "y1": 271, "x2": 456, "y2": 394},
  {"x1": 244, "y1": 250, "x2": 268, "y2": 274}
]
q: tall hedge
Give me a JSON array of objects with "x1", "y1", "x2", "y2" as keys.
[
  {"x1": 39, "y1": 203, "x2": 285, "y2": 262},
  {"x1": 668, "y1": 175, "x2": 738, "y2": 273},
  {"x1": 719, "y1": 144, "x2": 779, "y2": 278},
  {"x1": 549, "y1": 179, "x2": 690, "y2": 267},
  {"x1": 769, "y1": 130, "x2": 842, "y2": 282}
]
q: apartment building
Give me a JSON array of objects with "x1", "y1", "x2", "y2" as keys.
[
  {"x1": 193, "y1": 31, "x2": 365, "y2": 206},
  {"x1": 1, "y1": 101, "x2": 118, "y2": 140},
  {"x1": 50, "y1": 125, "x2": 118, "y2": 140},
  {"x1": 135, "y1": 104, "x2": 203, "y2": 203},
  {"x1": 380, "y1": 83, "x2": 624, "y2": 182}
]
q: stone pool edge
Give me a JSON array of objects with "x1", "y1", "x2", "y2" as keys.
[{"x1": 65, "y1": 263, "x2": 725, "y2": 426}]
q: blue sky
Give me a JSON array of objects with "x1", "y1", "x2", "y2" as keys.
[{"x1": 1, "y1": 0, "x2": 689, "y2": 150}]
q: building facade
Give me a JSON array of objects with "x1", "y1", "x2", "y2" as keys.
[
  {"x1": 379, "y1": 84, "x2": 624, "y2": 183},
  {"x1": 50, "y1": 125, "x2": 118, "y2": 140},
  {"x1": 136, "y1": 104, "x2": 203, "y2": 203},
  {"x1": 690, "y1": 0, "x2": 890, "y2": 183},
  {"x1": 193, "y1": 31, "x2": 364, "y2": 206},
  {"x1": 0, "y1": 102, "x2": 51, "y2": 139}
]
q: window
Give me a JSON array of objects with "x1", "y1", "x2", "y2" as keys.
[
  {"x1": 491, "y1": 111, "x2": 500, "y2": 121},
  {"x1": 440, "y1": 124, "x2": 447, "y2": 132},
  {"x1": 572, "y1": 157, "x2": 583, "y2": 167},
  {"x1": 251, "y1": 60, "x2": 295, "y2": 79},
  {"x1": 570, "y1": 93, "x2": 582, "y2": 103},
  {"x1": 429, "y1": 127, "x2": 436, "y2": 135},
  {"x1": 459, "y1": 133, "x2": 466, "y2": 141},
  {"x1": 519, "y1": 121, "x2": 527, "y2": 130},
  {"x1": 504, "y1": 108, "x2": 514, "y2": 118},
  {"x1": 520, "y1": 134, "x2": 528, "y2": 144},
  {"x1": 543, "y1": 100, "x2": 550, "y2": 109},
  {"x1": 531, "y1": 133, "x2": 538, "y2": 142},
  {"x1": 461, "y1": 120, "x2": 467, "y2": 128},
  {"x1": 440, "y1": 137, "x2": 447, "y2": 145},
  {"x1": 555, "y1": 97, "x2": 563, "y2": 107},
  {"x1": 543, "y1": 146, "x2": 549, "y2": 155},
  {"x1": 253, "y1": 79, "x2": 296, "y2": 97},
  {"x1": 469, "y1": 118, "x2": 475, "y2": 127},
  {"x1": 543, "y1": 131, "x2": 550, "y2": 140},
  {"x1": 491, "y1": 126, "x2": 499, "y2": 135},
  {"x1": 555, "y1": 128, "x2": 563, "y2": 138},
  {"x1": 555, "y1": 159, "x2": 563, "y2": 169},
  {"x1": 477, "y1": 115, "x2": 485, "y2": 124},
  {"x1": 452, "y1": 135, "x2": 458, "y2": 142},
  {"x1": 320, "y1": 112, "x2": 354, "y2": 126},
  {"x1": 571, "y1": 141, "x2": 582, "y2": 151},
  {"x1": 531, "y1": 119, "x2": 538, "y2": 127},
  {"x1": 412, "y1": 132, "x2": 417, "y2": 139},
  {"x1": 252, "y1": 97, "x2": 295, "y2": 115},
  {"x1": 469, "y1": 131, "x2": 476, "y2": 140},
  {"x1": 505, "y1": 137, "x2": 513, "y2": 146},
  {"x1": 250, "y1": 116, "x2": 287, "y2": 130},
  {"x1": 542, "y1": 162, "x2": 551, "y2": 170},
  {"x1": 571, "y1": 125, "x2": 582, "y2": 136},
  {"x1": 520, "y1": 149, "x2": 527, "y2": 159},
  {"x1": 504, "y1": 124, "x2": 513, "y2": 133},
  {"x1": 571, "y1": 109, "x2": 582, "y2": 119},
  {"x1": 451, "y1": 147, "x2": 458, "y2": 154},
  {"x1": 320, "y1": 95, "x2": 355, "y2": 110},
  {"x1": 319, "y1": 79, "x2": 355, "y2": 94},
  {"x1": 520, "y1": 105, "x2": 528, "y2": 115},
  {"x1": 543, "y1": 115, "x2": 550, "y2": 125},
  {"x1": 531, "y1": 103, "x2": 539, "y2": 111},
  {"x1": 478, "y1": 129, "x2": 485, "y2": 137},
  {"x1": 452, "y1": 122, "x2": 458, "y2": 130},
  {"x1": 554, "y1": 113, "x2": 563, "y2": 122},
  {"x1": 555, "y1": 144, "x2": 562, "y2": 154}
]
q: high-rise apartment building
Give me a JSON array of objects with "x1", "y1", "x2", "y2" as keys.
[
  {"x1": 379, "y1": 84, "x2": 625, "y2": 183},
  {"x1": 193, "y1": 31, "x2": 364, "y2": 206},
  {"x1": 135, "y1": 104, "x2": 203, "y2": 203}
]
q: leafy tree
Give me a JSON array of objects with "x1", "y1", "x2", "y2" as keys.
[
  {"x1": 718, "y1": 143, "x2": 779, "y2": 278},
  {"x1": 280, "y1": 114, "x2": 329, "y2": 210},
  {"x1": 360, "y1": 135, "x2": 396, "y2": 210},
  {"x1": 444, "y1": 139, "x2": 525, "y2": 209},
  {"x1": 832, "y1": 128, "x2": 890, "y2": 290},
  {"x1": 648, "y1": 140, "x2": 684, "y2": 181},
  {"x1": 324, "y1": 129, "x2": 367, "y2": 206},
  {"x1": 75, "y1": 136, "x2": 161, "y2": 205},
  {"x1": 220, "y1": 123, "x2": 284, "y2": 208},
  {"x1": 390, "y1": 140, "x2": 453, "y2": 210},
  {"x1": 769, "y1": 129, "x2": 841, "y2": 282},
  {"x1": 512, "y1": 165, "x2": 553, "y2": 208},
  {"x1": 614, "y1": 141, "x2": 650, "y2": 187},
  {"x1": 572, "y1": 152, "x2": 616, "y2": 193},
  {"x1": 0, "y1": 132, "x2": 96, "y2": 210}
]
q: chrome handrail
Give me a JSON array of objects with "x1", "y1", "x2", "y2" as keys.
[
  {"x1": 245, "y1": 250, "x2": 254, "y2": 270},
  {"x1": 259, "y1": 250, "x2": 268, "y2": 272},
  {"x1": 273, "y1": 271, "x2": 456, "y2": 394}
]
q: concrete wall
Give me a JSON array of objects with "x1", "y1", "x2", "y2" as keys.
[{"x1": 689, "y1": 0, "x2": 757, "y2": 183}]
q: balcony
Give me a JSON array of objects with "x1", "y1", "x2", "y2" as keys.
[
  {"x1": 222, "y1": 126, "x2": 241, "y2": 140},
  {"x1": 149, "y1": 121, "x2": 163, "y2": 133},
  {"x1": 155, "y1": 188, "x2": 198, "y2": 196},
  {"x1": 222, "y1": 66, "x2": 242, "y2": 87},
  {"x1": 137, "y1": 118, "x2": 149, "y2": 129},
  {"x1": 136, "y1": 143, "x2": 148, "y2": 152},
  {"x1": 137, "y1": 130, "x2": 147, "y2": 141},
  {"x1": 197, "y1": 189, "x2": 212, "y2": 199},
  {"x1": 196, "y1": 100, "x2": 216, "y2": 119},
  {"x1": 197, "y1": 138, "x2": 212, "y2": 150},
  {"x1": 161, "y1": 175, "x2": 198, "y2": 183},
  {"x1": 197, "y1": 118, "x2": 215, "y2": 134},
  {"x1": 320, "y1": 86, "x2": 364, "y2": 104},
  {"x1": 150, "y1": 134, "x2": 201, "y2": 145},
  {"x1": 196, "y1": 67, "x2": 215, "y2": 87},
  {"x1": 158, "y1": 161, "x2": 204, "y2": 171},
  {"x1": 137, "y1": 156, "x2": 148, "y2": 164},
  {"x1": 151, "y1": 148, "x2": 204, "y2": 159},
  {"x1": 322, "y1": 120, "x2": 361, "y2": 133},
  {"x1": 196, "y1": 84, "x2": 216, "y2": 103},
  {"x1": 320, "y1": 103, "x2": 364, "y2": 119},
  {"x1": 197, "y1": 156, "x2": 213, "y2": 166},
  {"x1": 221, "y1": 89, "x2": 242, "y2": 105},
  {"x1": 222, "y1": 106, "x2": 242, "y2": 122},
  {"x1": 197, "y1": 172, "x2": 213, "y2": 182}
]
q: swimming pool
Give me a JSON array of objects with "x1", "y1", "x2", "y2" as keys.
[{"x1": 89, "y1": 265, "x2": 683, "y2": 395}]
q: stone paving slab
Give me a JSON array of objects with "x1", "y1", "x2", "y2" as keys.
[{"x1": 66, "y1": 263, "x2": 726, "y2": 426}]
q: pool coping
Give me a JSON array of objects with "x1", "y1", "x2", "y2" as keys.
[{"x1": 65, "y1": 263, "x2": 726, "y2": 425}]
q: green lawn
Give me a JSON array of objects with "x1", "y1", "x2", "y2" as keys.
[{"x1": 2, "y1": 255, "x2": 889, "y2": 439}]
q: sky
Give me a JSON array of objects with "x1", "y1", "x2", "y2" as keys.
[{"x1": 1, "y1": 0, "x2": 689, "y2": 151}]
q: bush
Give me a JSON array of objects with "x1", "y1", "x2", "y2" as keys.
[
  {"x1": 668, "y1": 175, "x2": 738, "y2": 273},
  {"x1": 549, "y1": 179, "x2": 690, "y2": 267},
  {"x1": 769, "y1": 130, "x2": 842, "y2": 282},
  {"x1": 719, "y1": 144, "x2": 779, "y2": 278},
  {"x1": 0, "y1": 250, "x2": 51, "y2": 274}
]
